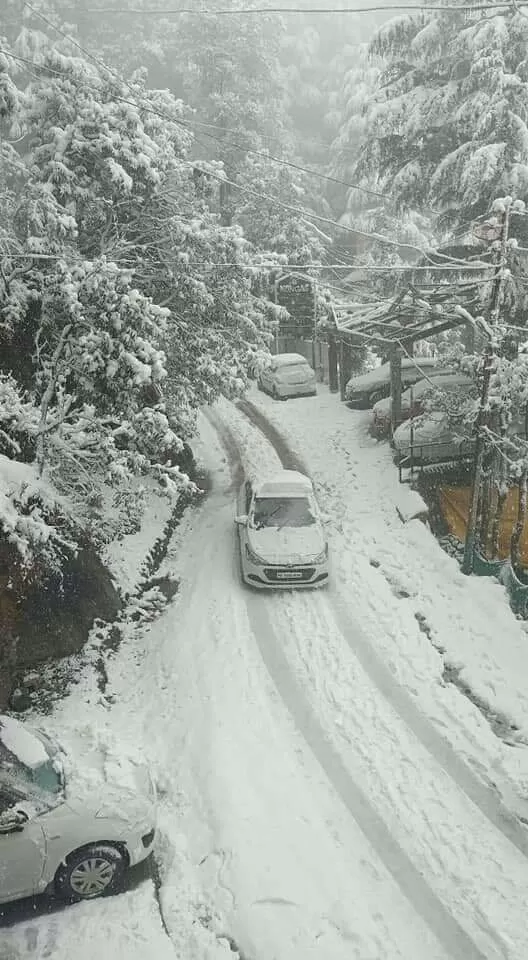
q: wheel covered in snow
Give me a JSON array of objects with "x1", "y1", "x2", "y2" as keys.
[{"x1": 55, "y1": 844, "x2": 126, "y2": 901}]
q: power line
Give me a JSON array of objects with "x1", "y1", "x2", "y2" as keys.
[
  {"x1": 171, "y1": 116, "x2": 363, "y2": 157},
  {"x1": 75, "y1": 4, "x2": 527, "y2": 15},
  {"x1": 2, "y1": 44, "x2": 485, "y2": 231},
  {"x1": 12, "y1": 6, "x2": 498, "y2": 268},
  {"x1": 191, "y1": 161, "x2": 493, "y2": 264},
  {"x1": 2, "y1": 46, "x2": 386, "y2": 203},
  {"x1": 1, "y1": 252, "x2": 495, "y2": 271},
  {"x1": 0, "y1": 43, "x2": 421, "y2": 257},
  {"x1": 194, "y1": 130, "x2": 388, "y2": 199}
]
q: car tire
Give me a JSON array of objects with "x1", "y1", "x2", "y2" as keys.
[
  {"x1": 368, "y1": 389, "x2": 385, "y2": 406},
  {"x1": 54, "y1": 844, "x2": 126, "y2": 902}
]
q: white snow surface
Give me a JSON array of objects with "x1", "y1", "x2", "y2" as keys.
[
  {"x1": 0, "y1": 716, "x2": 48, "y2": 768},
  {"x1": 229, "y1": 389, "x2": 528, "y2": 798},
  {"x1": 101, "y1": 479, "x2": 175, "y2": 594},
  {"x1": 3, "y1": 390, "x2": 528, "y2": 960},
  {"x1": 393, "y1": 485, "x2": 429, "y2": 523}
]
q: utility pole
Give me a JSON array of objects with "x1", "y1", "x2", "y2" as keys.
[
  {"x1": 328, "y1": 332, "x2": 338, "y2": 392},
  {"x1": 462, "y1": 198, "x2": 512, "y2": 575},
  {"x1": 312, "y1": 279, "x2": 318, "y2": 375},
  {"x1": 273, "y1": 276, "x2": 279, "y2": 355},
  {"x1": 390, "y1": 347, "x2": 403, "y2": 436},
  {"x1": 326, "y1": 304, "x2": 339, "y2": 393}
]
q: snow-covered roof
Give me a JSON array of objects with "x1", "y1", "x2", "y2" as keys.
[
  {"x1": 348, "y1": 357, "x2": 438, "y2": 391},
  {"x1": 376, "y1": 372, "x2": 473, "y2": 414},
  {"x1": 0, "y1": 715, "x2": 48, "y2": 770},
  {"x1": 394, "y1": 411, "x2": 448, "y2": 446},
  {"x1": 272, "y1": 353, "x2": 309, "y2": 367},
  {"x1": 254, "y1": 470, "x2": 312, "y2": 499},
  {"x1": 409, "y1": 372, "x2": 472, "y2": 394}
]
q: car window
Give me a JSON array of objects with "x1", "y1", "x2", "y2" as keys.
[
  {"x1": 252, "y1": 497, "x2": 316, "y2": 529},
  {"x1": 278, "y1": 363, "x2": 311, "y2": 376}
]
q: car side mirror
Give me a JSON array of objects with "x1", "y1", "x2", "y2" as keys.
[
  {"x1": 0, "y1": 809, "x2": 29, "y2": 834},
  {"x1": 234, "y1": 514, "x2": 248, "y2": 526}
]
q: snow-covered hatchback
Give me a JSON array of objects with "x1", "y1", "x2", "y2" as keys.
[
  {"x1": 257, "y1": 353, "x2": 317, "y2": 400},
  {"x1": 235, "y1": 470, "x2": 329, "y2": 588},
  {"x1": 0, "y1": 715, "x2": 156, "y2": 905}
]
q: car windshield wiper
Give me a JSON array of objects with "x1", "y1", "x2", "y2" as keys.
[{"x1": 255, "y1": 505, "x2": 284, "y2": 528}]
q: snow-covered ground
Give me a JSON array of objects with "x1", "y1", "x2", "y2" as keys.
[
  {"x1": 2, "y1": 388, "x2": 528, "y2": 960},
  {"x1": 227, "y1": 388, "x2": 528, "y2": 805},
  {"x1": 101, "y1": 479, "x2": 176, "y2": 595}
]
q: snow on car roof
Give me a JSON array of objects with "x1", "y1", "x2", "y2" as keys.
[
  {"x1": 373, "y1": 371, "x2": 472, "y2": 415},
  {"x1": 0, "y1": 715, "x2": 48, "y2": 769},
  {"x1": 405, "y1": 371, "x2": 473, "y2": 397},
  {"x1": 254, "y1": 470, "x2": 313, "y2": 499},
  {"x1": 393, "y1": 410, "x2": 447, "y2": 445},
  {"x1": 272, "y1": 353, "x2": 309, "y2": 367},
  {"x1": 347, "y1": 357, "x2": 437, "y2": 390}
]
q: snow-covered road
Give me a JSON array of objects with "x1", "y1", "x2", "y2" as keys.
[{"x1": 2, "y1": 390, "x2": 527, "y2": 960}]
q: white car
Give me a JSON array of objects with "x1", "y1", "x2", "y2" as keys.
[
  {"x1": 0, "y1": 714, "x2": 156, "y2": 904},
  {"x1": 394, "y1": 403, "x2": 528, "y2": 465},
  {"x1": 235, "y1": 470, "x2": 329, "y2": 588},
  {"x1": 371, "y1": 370, "x2": 470, "y2": 438},
  {"x1": 392, "y1": 412, "x2": 475, "y2": 463},
  {"x1": 258, "y1": 353, "x2": 317, "y2": 400},
  {"x1": 345, "y1": 357, "x2": 439, "y2": 408}
]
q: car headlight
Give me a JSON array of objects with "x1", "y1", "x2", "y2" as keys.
[
  {"x1": 246, "y1": 543, "x2": 265, "y2": 565},
  {"x1": 312, "y1": 544, "x2": 329, "y2": 563}
]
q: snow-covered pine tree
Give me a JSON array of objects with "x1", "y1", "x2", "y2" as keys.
[{"x1": 351, "y1": 5, "x2": 528, "y2": 244}]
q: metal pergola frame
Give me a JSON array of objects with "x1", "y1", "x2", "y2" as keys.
[{"x1": 327, "y1": 285, "x2": 475, "y2": 425}]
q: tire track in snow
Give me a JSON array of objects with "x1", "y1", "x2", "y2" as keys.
[
  {"x1": 243, "y1": 590, "x2": 487, "y2": 960},
  {"x1": 236, "y1": 399, "x2": 307, "y2": 473},
  {"x1": 235, "y1": 399, "x2": 528, "y2": 860},
  {"x1": 204, "y1": 406, "x2": 245, "y2": 491},
  {"x1": 206, "y1": 405, "x2": 489, "y2": 958}
]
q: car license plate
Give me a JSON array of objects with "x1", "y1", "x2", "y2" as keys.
[{"x1": 277, "y1": 570, "x2": 303, "y2": 579}]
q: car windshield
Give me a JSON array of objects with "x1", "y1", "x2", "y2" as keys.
[
  {"x1": 253, "y1": 496, "x2": 315, "y2": 529},
  {"x1": 0, "y1": 722, "x2": 63, "y2": 802}
]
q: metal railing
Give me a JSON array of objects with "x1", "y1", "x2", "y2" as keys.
[{"x1": 396, "y1": 438, "x2": 475, "y2": 483}]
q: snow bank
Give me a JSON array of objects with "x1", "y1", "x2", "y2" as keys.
[
  {"x1": 102, "y1": 480, "x2": 175, "y2": 594},
  {"x1": 394, "y1": 486, "x2": 429, "y2": 523}
]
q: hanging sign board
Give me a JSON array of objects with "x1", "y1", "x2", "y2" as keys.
[{"x1": 274, "y1": 273, "x2": 315, "y2": 336}]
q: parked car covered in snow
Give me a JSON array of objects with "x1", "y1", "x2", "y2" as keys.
[
  {"x1": 394, "y1": 399, "x2": 528, "y2": 465},
  {"x1": 235, "y1": 470, "x2": 329, "y2": 588},
  {"x1": 345, "y1": 357, "x2": 438, "y2": 408},
  {"x1": 392, "y1": 411, "x2": 476, "y2": 464},
  {"x1": 0, "y1": 715, "x2": 156, "y2": 904},
  {"x1": 371, "y1": 370, "x2": 470, "y2": 438},
  {"x1": 257, "y1": 353, "x2": 317, "y2": 400}
]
